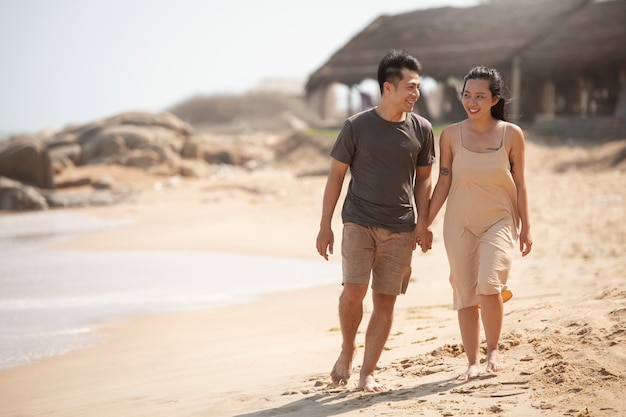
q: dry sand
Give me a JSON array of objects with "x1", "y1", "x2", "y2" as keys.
[{"x1": 0, "y1": 134, "x2": 624, "y2": 417}]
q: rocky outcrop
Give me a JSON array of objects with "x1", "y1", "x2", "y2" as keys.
[
  {"x1": 0, "y1": 176, "x2": 49, "y2": 211},
  {"x1": 47, "y1": 112, "x2": 192, "y2": 170},
  {"x1": 0, "y1": 111, "x2": 198, "y2": 211},
  {"x1": 0, "y1": 110, "x2": 329, "y2": 211},
  {"x1": 0, "y1": 135, "x2": 54, "y2": 189}
]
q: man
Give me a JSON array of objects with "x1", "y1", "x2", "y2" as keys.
[{"x1": 316, "y1": 49, "x2": 435, "y2": 392}]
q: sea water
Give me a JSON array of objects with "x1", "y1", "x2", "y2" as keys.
[{"x1": 0, "y1": 211, "x2": 341, "y2": 370}]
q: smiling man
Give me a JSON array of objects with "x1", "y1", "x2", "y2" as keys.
[{"x1": 316, "y1": 49, "x2": 435, "y2": 392}]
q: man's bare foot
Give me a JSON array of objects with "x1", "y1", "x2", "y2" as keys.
[
  {"x1": 330, "y1": 349, "x2": 356, "y2": 386},
  {"x1": 486, "y1": 350, "x2": 502, "y2": 373},
  {"x1": 359, "y1": 374, "x2": 386, "y2": 392},
  {"x1": 456, "y1": 364, "x2": 481, "y2": 381}
]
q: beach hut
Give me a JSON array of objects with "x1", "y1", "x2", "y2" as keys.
[{"x1": 305, "y1": 0, "x2": 626, "y2": 137}]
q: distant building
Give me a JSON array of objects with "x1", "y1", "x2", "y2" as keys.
[
  {"x1": 306, "y1": 0, "x2": 626, "y2": 138},
  {"x1": 252, "y1": 78, "x2": 306, "y2": 96}
]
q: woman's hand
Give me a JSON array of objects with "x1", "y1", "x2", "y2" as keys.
[{"x1": 519, "y1": 228, "x2": 532, "y2": 256}]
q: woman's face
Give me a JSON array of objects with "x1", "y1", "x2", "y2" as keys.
[{"x1": 461, "y1": 78, "x2": 499, "y2": 119}]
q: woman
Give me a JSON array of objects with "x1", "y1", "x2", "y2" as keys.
[{"x1": 428, "y1": 66, "x2": 532, "y2": 380}]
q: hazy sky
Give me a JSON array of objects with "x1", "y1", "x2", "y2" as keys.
[{"x1": 0, "y1": 0, "x2": 479, "y2": 133}]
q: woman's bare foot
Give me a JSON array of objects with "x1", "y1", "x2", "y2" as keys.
[
  {"x1": 456, "y1": 363, "x2": 481, "y2": 381},
  {"x1": 330, "y1": 348, "x2": 356, "y2": 386},
  {"x1": 359, "y1": 374, "x2": 386, "y2": 392},
  {"x1": 486, "y1": 350, "x2": 502, "y2": 373}
]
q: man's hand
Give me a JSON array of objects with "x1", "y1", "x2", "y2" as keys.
[
  {"x1": 414, "y1": 222, "x2": 433, "y2": 253},
  {"x1": 316, "y1": 227, "x2": 334, "y2": 261}
]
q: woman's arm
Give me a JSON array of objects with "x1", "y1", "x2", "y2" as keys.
[
  {"x1": 427, "y1": 125, "x2": 454, "y2": 226},
  {"x1": 508, "y1": 123, "x2": 533, "y2": 256}
]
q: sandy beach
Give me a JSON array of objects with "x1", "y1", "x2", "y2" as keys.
[{"x1": 0, "y1": 133, "x2": 624, "y2": 416}]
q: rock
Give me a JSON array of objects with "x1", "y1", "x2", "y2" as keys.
[
  {"x1": 43, "y1": 111, "x2": 194, "y2": 169},
  {"x1": 79, "y1": 127, "x2": 138, "y2": 164},
  {"x1": 43, "y1": 190, "x2": 119, "y2": 208},
  {"x1": 92, "y1": 175, "x2": 115, "y2": 190},
  {"x1": 0, "y1": 135, "x2": 54, "y2": 189},
  {"x1": 179, "y1": 159, "x2": 209, "y2": 177},
  {"x1": 49, "y1": 154, "x2": 75, "y2": 175},
  {"x1": 98, "y1": 134, "x2": 128, "y2": 161},
  {"x1": 117, "y1": 149, "x2": 162, "y2": 169},
  {"x1": 49, "y1": 143, "x2": 82, "y2": 165},
  {"x1": 55, "y1": 177, "x2": 92, "y2": 188},
  {"x1": 48, "y1": 143, "x2": 82, "y2": 174},
  {"x1": 0, "y1": 176, "x2": 49, "y2": 211},
  {"x1": 101, "y1": 111, "x2": 194, "y2": 136},
  {"x1": 180, "y1": 140, "x2": 203, "y2": 159}
]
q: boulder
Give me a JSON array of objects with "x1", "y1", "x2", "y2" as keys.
[
  {"x1": 101, "y1": 111, "x2": 194, "y2": 136},
  {"x1": 179, "y1": 159, "x2": 209, "y2": 177},
  {"x1": 0, "y1": 176, "x2": 49, "y2": 211},
  {"x1": 49, "y1": 143, "x2": 82, "y2": 173},
  {"x1": 41, "y1": 110, "x2": 194, "y2": 168},
  {"x1": 55, "y1": 177, "x2": 92, "y2": 188},
  {"x1": 92, "y1": 175, "x2": 115, "y2": 190},
  {"x1": 117, "y1": 149, "x2": 162, "y2": 169},
  {"x1": 0, "y1": 135, "x2": 54, "y2": 189},
  {"x1": 43, "y1": 190, "x2": 119, "y2": 208},
  {"x1": 76, "y1": 123, "x2": 186, "y2": 166},
  {"x1": 180, "y1": 140, "x2": 203, "y2": 159}
]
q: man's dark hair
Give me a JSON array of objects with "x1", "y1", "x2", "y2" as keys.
[{"x1": 377, "y1": 49, "x2": 422, "y2": 94}]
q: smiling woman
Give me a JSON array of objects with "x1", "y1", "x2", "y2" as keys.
[{"x1": 427, "y1": 65, "x2": 532, "y2": 381}]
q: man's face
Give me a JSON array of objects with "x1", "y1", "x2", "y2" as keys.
[{"x1": 385, "y1": 68, "x2": 421, "y2": 113}]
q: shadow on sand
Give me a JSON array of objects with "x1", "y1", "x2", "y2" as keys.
[{"x1": 233, "y1": 375, "x2": 474, "y2": 417}]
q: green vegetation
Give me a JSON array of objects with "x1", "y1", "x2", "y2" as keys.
[
  {"x1": 433, "y1": 124, "x2": 445, "y2": 138},
  {"x1": 306, "y1": 128, "x2": 339, "y2": 140}
]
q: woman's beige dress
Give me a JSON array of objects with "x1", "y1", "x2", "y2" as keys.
[{"x1": 444, "y1": 124, "x2": 519, "y2": 310}]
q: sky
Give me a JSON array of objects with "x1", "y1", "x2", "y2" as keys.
[{"x1": 0, "y1": 0, "x2": 480, "y2": 133}]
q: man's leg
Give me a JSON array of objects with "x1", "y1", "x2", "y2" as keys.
[
  {"x1": 358, "y1": 290, "x2": 397, "y2": 392},
  {"x1": 331, "y1": 283, "x2": 368, "y2": 386}
]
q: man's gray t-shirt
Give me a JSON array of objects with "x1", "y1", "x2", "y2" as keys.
[{"x1": 330, "y1": 108, "x2": 435, "y2": 232}]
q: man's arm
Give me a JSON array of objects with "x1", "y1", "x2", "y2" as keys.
[
  {"x1": 414, "y1": 164, "x2": 433, "y2": 252},
  {"x1": 316, "y1": 158, "x2": 349, "y2": 260}
]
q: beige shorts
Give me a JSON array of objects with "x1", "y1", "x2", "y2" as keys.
[{"x1": 341, "y1": 222, "x2": 414, "y2": 295}]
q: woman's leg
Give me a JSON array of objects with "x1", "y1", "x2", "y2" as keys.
[
  {"x1": 457, "y1": 305, "x2": 481, "y2": 380},
  {"x1": 479, "y1": 292, "x2": 504, "y2": 372}
]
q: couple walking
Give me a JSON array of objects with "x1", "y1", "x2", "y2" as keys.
[{"x1": 315, "y1": 49, "x2": 533, "y2": 391}]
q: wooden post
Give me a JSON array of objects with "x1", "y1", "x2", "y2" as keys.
[
  {"x1": 347, "y1": 84, "x2": 354, "y2": 117},
  {"x1": 510, "y1": 55, "x2": 522, "y2": 123},
  {"x1": 541, "y1": 80, "x2": 556, "y2": 119}
]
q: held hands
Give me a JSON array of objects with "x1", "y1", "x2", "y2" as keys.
[
  {"x1": 414, "y1": 222, "x2": 433, "y2": 253},
  {"x1": 318, "y1": 223, "x2": 434, "y2": 259}
]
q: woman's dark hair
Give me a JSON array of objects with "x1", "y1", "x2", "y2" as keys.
[
  {"x1": 462, "y1": 66, "x2": 507, "y2": 121},
  {"x1": 377, "y1": 49, "x2": 422, "y2": 94}
]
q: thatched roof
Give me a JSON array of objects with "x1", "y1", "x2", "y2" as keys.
[
  {"x1": 306, "y1": 0, "x2": 626, "y2": 92},
  {"x1": 520, "y1": 0, "x2": 626, "y2": 74}
]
